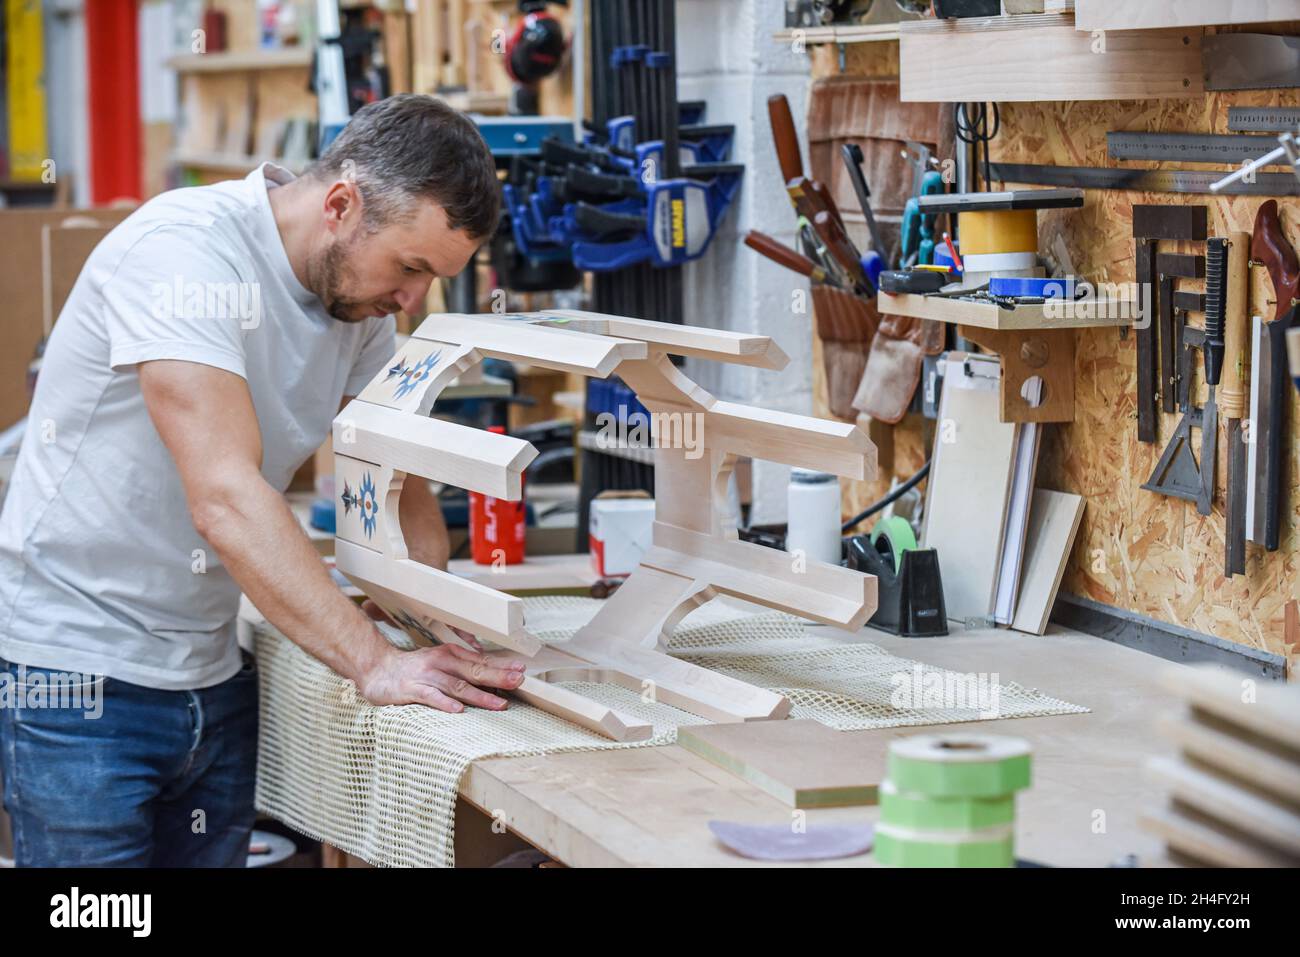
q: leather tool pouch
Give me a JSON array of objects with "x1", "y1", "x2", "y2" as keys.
[
  {"x1": 806, "y1": 77, "x2": 949, "y2": 423},
  {"x1": 852, "y1": 314, "x2": 944, "y2": 424},
  {"x1": 812, "y1": 284, "x2": 879, "y2": 420}
]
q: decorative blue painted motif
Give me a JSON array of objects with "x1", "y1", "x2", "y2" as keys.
[
  {"x1": 389, "y1": 350, "x2": 442, "y2": 400},
  {"x1": 358, "y1": 471, "x2": 379, "y2": 538},
  {"x1": 340, "y1": 472, "x2": 380, "y2": 539}
]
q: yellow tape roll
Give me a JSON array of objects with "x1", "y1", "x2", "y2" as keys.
[{"x1": 958, "y1": 210, "x2": 1038, "y2": 257}]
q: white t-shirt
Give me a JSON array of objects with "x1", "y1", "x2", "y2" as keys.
[{"x1": 0, "y1": 164, "x2": 396, "y2": 690}]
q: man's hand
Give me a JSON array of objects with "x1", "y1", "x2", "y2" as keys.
[{"x1": 360, "y1": 645, "x2": 527, "y2": 712}]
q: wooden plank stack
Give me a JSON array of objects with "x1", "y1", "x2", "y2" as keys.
[{"x1": 1141, "y1": 666, "x2": 1300, "y2": 867}]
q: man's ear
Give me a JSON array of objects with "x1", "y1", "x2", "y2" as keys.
[{"x1": 322, "y1": 178, "x2": 363, "y2": 234}]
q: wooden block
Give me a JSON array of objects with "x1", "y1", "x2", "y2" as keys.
[
  {"x1": 1076, "y1": 0, "x2": 1300, "y2": 31},
  {"x1": 1141, "y1": 802, "x2": 1299, "y2": 868},
  {"x1": 677, "y1": 720, "x2": 885, "y2": 808},
  {"x1": 899, "y1": 15, "x2": 1202, "y2": 103},
  {"x1": 410, "y1": 313, "x2": 647, "y2": 376},
  {"x1": 1010, "y1": 489, "x2": 1085, "y2": 635},
  {"x1": 1132, "y1": 205, "x2": 1208, "y2": 241},
  {"x1": 541, "y1": 309, "x2": 789, "y2": 370},
  {"x1": 1157, "y1": 709, "x2": 1300, "y2": 804},
  {"x1": 554, "y1": 638, "x2": 793, "y2": 724},
  {"x1": 1146, "y1": 755, "x2": 1300, "y2": 856},
  {"x1": 877, "y1": 291, "x2": 1134, "y2": 331},
  {"x1": 1159, "y1": 665, "x2": 1300, "y2": 750},
  {"x1": 957, "y1": 326, "x2": 1076, "y2": 424},
  {"x1": 643, "y1": 523, "x2": 877, "y2": 632},
  {"x1": 707, "y1": 401, "x2": 878, "y2": 481},
  {"x1": 335, "y1": 400, "x2": 535, "y2": 499},
  {"x1": 511, "y1": 676, "x2": 653, "y2": 743},
  {"x1": 340, "y1": 542, "x2": 541, "y2": 657}
]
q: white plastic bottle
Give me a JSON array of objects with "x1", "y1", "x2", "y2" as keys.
[{"x1": 786, "y1": 468, "x2": 842, "y2": 565}]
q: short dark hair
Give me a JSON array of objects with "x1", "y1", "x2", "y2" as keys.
[{"x1": 307, "y1": 94, "x2": 500, "y2": 240}]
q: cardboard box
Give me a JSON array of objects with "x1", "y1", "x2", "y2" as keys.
[{"x1": 589, "y1": 494, "x2": 655, "y2": 578}]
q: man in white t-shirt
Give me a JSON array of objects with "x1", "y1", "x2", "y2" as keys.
[{"x1": 0, "y1": 94, "x2": 527, "y2": 867}]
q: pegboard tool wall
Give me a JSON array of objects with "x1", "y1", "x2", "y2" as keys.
[{"x1": 804, "y1": 31, "x2": 1299, "y2": 672}]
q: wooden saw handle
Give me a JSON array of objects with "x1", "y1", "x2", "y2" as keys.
[{"x1": 1221, "y1": 230, "x2": 1251, "y2": 421}]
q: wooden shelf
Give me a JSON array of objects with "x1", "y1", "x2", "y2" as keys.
[
  {"x1": 898, "y1": 12, "x2": 1202, "y2": 103},
  {"x1": 772, "y1": 23, "x2": 903, "y2": 45},
  {"x1": 167, "y1": 48, "x2": 313, "y2": 74},
  {"x1": 1075, "y1": 0, "x2": 1300, "y2": 31},
  {"x1": 876, "y1": 291, "x2": 1135, "y2": 330}
]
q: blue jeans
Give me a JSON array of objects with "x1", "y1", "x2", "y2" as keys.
[{"x1": 0, "y1": 652, "x2": 259, "y2": 867}]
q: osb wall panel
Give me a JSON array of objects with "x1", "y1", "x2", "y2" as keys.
[{"x1": 808, "y1": 35, "x2": 1298, "y2": 672}]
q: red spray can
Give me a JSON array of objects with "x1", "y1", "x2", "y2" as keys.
[{"x1": 470, "y1": 426, "x2": 526, "y2": 565}]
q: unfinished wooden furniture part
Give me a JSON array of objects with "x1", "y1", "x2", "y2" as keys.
[
  {"x1": 334, "y1": 311, "x2": 878, "y2": 742},
  {"x1": 898, "y1": 14, "x2": 1203, "y2": 103},
  {"x1": 1075, "y1": 0, "x2": 1300, "y2": 31},
  {"x1": 1141, "y1": 665, "x2": 1300, "y2": 868},
  {"x1": 875, "y1": 291, "x2": 1135, "y2": 331}
]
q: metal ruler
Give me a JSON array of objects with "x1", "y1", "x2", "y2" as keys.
[
  {"x1": 1228, "y1": 107, "x2": 1300, "y2": 133},
  {"x1": 989, "y1": 163, "x2": 1300, "y2": 197},
  {"x1": 1107, "y1": 131, "x2": 1282, "y2": 166}
]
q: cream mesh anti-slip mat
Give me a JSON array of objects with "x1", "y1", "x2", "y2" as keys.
[{"x1": 253, "y1": 596, "x2": 1087, "y2": 867}]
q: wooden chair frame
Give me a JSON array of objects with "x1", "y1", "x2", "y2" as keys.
[{"x1": 334, "y1": 311, "x2": 878, "y2": 741}]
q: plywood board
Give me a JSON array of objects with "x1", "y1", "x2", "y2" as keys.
[
  {"x1": 1141, "y1": 802, "x2": 1299, "y2": 868},
  {"x1": 676, "y1": 719, "x2": 885, "y2": 808},
  {"x1": 1157, "y1": 710, "x2": 1300, "y2": 804},
  {"x1": 1076, "y1": 0, "x2": 1300, "y2": 31},
  {"x1": 1159, "y1": 664, "x2": 1300, "y2": 750},
  {"x1": 899, "y1": 15, "x2": 1203, "y2": 103},
  {"x1": 1146, "y1": 755, "x2": 1300, "y2": 856},
  {"x1": 921, "y1": 357, "x2": 1019, "y2": 621},
  {"x1": 877, "y1": 291, "x2": 1134, "y2": 330},
  {"x1": 1012, "y1": 489, "x2": 1086, "y2": 635}
]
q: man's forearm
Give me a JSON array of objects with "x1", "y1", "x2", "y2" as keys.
[{"x1": 194, "y1": 475, "x2": 392, "y2": 684}]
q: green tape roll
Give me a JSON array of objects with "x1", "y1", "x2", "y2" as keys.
[
  {"x1": 870, "y1": 515, "x2": 918, "y2": 573},
  {"x1": 875, "y1": 823, "x2": 1015, "y2": 868},
  {"x1": 879, "y1": 780, "x2": 1015, "y2": 831},
  {"x1": 887, "y1": 734, "x2": 1032, "y2": 798}
]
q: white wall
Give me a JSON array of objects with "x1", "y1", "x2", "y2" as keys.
[{"x1": 675, "y1": 0, "x2": 811, "y2": 524}]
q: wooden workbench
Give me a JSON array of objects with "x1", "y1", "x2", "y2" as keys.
[{"x1": 454, "y1": 624, "x2": 1189, "y2": 867}]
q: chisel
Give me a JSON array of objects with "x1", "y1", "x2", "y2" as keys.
[
  {"x1": 767, "y1": 94, "x2": 805, "y2": 183},
  {"x1": 743, "y1": 229, "x2": 832, "y2": 285}
]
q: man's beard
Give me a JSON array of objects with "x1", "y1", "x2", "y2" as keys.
[{"x1": 309, "y1": 233, "x2": 400, "y2": 323}]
